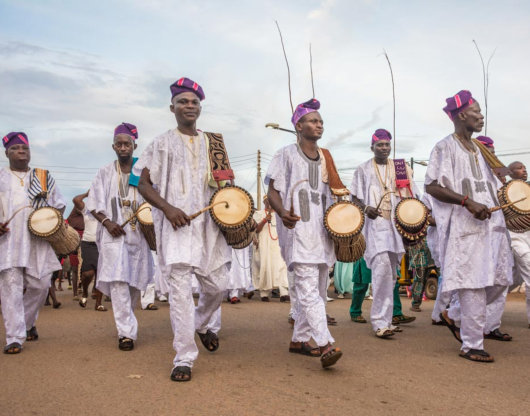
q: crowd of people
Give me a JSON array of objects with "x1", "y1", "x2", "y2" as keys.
[{"x1": 1, "y1": 78, "x2": 529, "y2": 383}]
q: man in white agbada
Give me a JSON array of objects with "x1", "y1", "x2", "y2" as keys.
[
  {"x1": 227, "y1": 246, "x2": 253, "y2": 303},
  {"x1": 0, "y1": 132, "x2": 65, "y2": 354},
  {"x1": 135, "y1": 77, "x2": 231, "y2": 383},
  {"x1": 425, "y1": 90, "x2": 512, "y2": 363},
  {"x1": 266, "y1": 98, "x2": 342, "y2": 369},
  {"x1": 86, "y1": 123, "x2": 154, "y2": 352},
  {"x1": 252, "y1": 196, "x2": 289, "y2": 302},
  {"x1": 350, "y1": 128, "x2": 418, "y2": 338},
  {"x1": 507, "y1": 161, "x2": 530, "y2": 328}
]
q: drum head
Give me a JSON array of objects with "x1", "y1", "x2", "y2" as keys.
[
  {"x1": 326, "y1": 202, "x2": 363, "y2": 236},
  {"x1": 397, "y1": 199, "x2": 427, "y2": 226},
  {"x1": 506, "y1": 180, "x2": 530, "y2": 213},
  {"x1": 29, "y1": 207, "x2": 60, "y2": 235},
  {"x1": 137, "y1": 203, "x2": 153, "y2": 225},
  {"x1": 211, "y1": 187, "x2": 251, "y2": 226}
]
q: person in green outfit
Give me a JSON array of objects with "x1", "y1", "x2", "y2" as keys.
[{"x1": 349, "y1": 257, "x2": 415, "y2": 325}]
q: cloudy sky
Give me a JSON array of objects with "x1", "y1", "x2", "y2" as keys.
[{"x1": 1, "y1": 0, "x2": 529, "y2": 210}]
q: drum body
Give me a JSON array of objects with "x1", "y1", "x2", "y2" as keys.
[
  {"x1": 497, "y1": 180, "x2": 530, "y2": 232},
  {"x1": 28, "y1": 207, "x2": 80, "y2": 256},
  {"x1": 136, "y1": 202, "x2": 157, "y2": 251},
  {"x1": 324, "y1": 201, "x2": 366, "y2": 263},
  {"x1": 209, "y1": 185, "x2": 255, "y2": 249},
  {"x1": 394, "y1": 198, "x2": 429, "y2": 246}
]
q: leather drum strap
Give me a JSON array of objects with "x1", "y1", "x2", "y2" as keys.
[
  {"x1": 320, "y1": 148, "x2": 349, "y2": 197},
  {"x1": 204, "y1": 132, "x2": 235, "y2": 186}
]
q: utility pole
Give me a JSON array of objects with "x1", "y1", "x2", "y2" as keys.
[
  {"x1": 410, "y1": 157, "x2": 414, "y2": 169},
  {"x1": 257, "y1": 149, "x2": 261, "y2": 210}
]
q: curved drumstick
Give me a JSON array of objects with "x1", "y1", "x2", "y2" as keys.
[
  {"x1": 121, "y1": 205, "x2": 152, "y2": 228},
  {"x1": 189, "y1": 201, "x2": 229, "y2": 221},
  {"x1": 375, "y1": 191, "x2": 395, "y2": 211},
  {"x1": 3, "y1": 205, "x2": 32, "y2": 226},
  {"x1": 489, "y1": 196, "x2": 527, "y2": 213},
  {"x1": 289, "y1": 179, "x2": 309, "y2": 216}
]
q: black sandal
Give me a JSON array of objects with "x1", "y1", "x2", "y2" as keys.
[
  {"x1": 118, "y1": 337, "x2": 134, "y2": 351},
  {"x1": 3, "y1": 342, "x2": 22, "y2": 354},
  {"x1": 289, "y1": 342, "x2": 320, "y2": 357},
  {"x1": 484, "y1": 328, "x2": 512, "y2": 341},
  {"x1": 170, "y1": 366, "x2": 192, "y2": 382},
  {"x1": 439, "y1": 312, "x2": 462, "y2": 343},
  {"x1": 26, "y1": 326, "x2": 38, "y2": 341},
  {"x1": 320, "y1": 344, "x2": 343, "y2": 368},
  {"x1": 197, "y1": 330, "x2": 219, "y2": 352},
  {"x1": 459, "y1": 349, "x2": 494, "y2": 363}
]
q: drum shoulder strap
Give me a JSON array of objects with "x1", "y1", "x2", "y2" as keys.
[
  {"x1": 320, "y1": 148, "x2": 349, "y2": 196},
  {"x1": 34, "y1": 168, "x2": 49, "y2": 193},
  {"x1": 472, "y1": 138, "x2": 511, "y2": 177},
  {"x1": 203, "y1": 132, "x2": 235, "y2": 183}
]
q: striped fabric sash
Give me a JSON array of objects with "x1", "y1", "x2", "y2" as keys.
[{"x1": 27, "y1": 168, "x2": 55, "y2": 208}]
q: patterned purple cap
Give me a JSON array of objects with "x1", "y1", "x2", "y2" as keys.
[
  {"x1": 170, "y1": 77, "x2": 205, "y2": 101},
  {"x1": 443, "y1": 90, "x2": 476, "y2": 120},
  {"x1": 477, "y1": 135, "x2": 494, "y2": 148},
  {"x1": 2, "y1": 132, "x2": 29, "y2": 149},
  {"x1": 114, "y1": 123, "x2": 138, "y2": 140},
  {"x1": 371, "y1": 128, "x2": 392, "y2": 145},
  {"x1": 291, "y1": 98, "x2": 320, "y2": 126}
]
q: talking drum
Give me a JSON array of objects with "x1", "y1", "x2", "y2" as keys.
[
  {"x1": 28, "y1": 207, "x2": 80, "y2": 256},
  {"x1": 136, "y1": 202, "x2": 157, "y2": 251},
  {"x1": 497, "y1": 179, "x2": 530, "y2": 233},
  {"x1": 209, "y1": 185, "x2": 255, "y2": 249},
  {"x1": 394, "y1": 198, "x2": 429, "y2": 246},
  {"x1": 324, "y1": 201, "x2": 366, "y2": 263}
]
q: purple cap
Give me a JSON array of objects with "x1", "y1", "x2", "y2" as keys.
[
  {"x1": 477, "y1": 135, "x2": 494, "y2": 148},
  {"x1": 291, "y1": 98, "x2": 320, "y2": 126},
  {"x1": 114, "y1": 123, "x2": 138, "y2": 140},
  {"x1": 170, "y1": 77, "x2": 205, "y2": 101},
  {"x1": 443, "y1": 90, "x2": 476, "y2": 120},
  {"x1": 371, "y1": 128, "x2": 392, "y2": 145},
  {"x1": 2, "y1": 132, "x2": 29, "y2": 149}
]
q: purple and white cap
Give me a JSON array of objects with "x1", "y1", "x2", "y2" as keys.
[
  {"x1": 2, "y1": 132, "x2": 29, "y2": 149},
  {"x1": 114, "y1": 123, "x2": 138, "y2": 140},
  {"x1": 291, "y1": 98, "x2": 320, "y2": 126},
  {"x1": 443, "y1": 90, "x2": 476, "y2": 120},
  {"x1": 371, "y1": 128, "x2": 392, "y2": 145},
  {"x1": 170, "y1": 77, "x2": 205, "y2": 101}
]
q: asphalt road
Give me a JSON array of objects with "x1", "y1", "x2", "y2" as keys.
[{"x1": 1, "y1": 290, "x2": 528, "y2": 416}]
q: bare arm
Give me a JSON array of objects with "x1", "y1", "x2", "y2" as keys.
[
  {"x1": 426, "y1": 180, "x2": 490, "y2": 220},
  {"x1": 267, "y1": 180, "x2": 300, "y2": 229},
  {"x1": 137, "y1": 167, "x2": 190, "y2": 228},
  {"x1": 72, "y1": 191, "x2": 88, "y2": 212},
  {"x1": 91, "y1": 210, "x2": 126, "y2": 237}
]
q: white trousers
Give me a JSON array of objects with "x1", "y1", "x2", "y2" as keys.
[
  {"x1": 140, "y1": 283, "x2": 156, "y2": 309},
  {"x1": 0, "y1": 268, "x2": 26, "y2": 345},
  {"x1": 431, "y1": 278, "x2": 452, "y2": 322},
  {"x1": 513, "y1": 248, "x2": 530, "y2": 324},
  {"x1": 370, "y1": 252, "x2": 399, "y2": 331},
  {"x1": 287, "y1": 270, "x2": 296, "y2": 318},
  {"x1": 109, "y1": 282, "x2": 140, "y2": 340},
  {"x1": 168, "y1": 264, "x2": 228, "y2": 368},
  {"x1": 291, "y1": 263, "x2": 333, "y2": 347},
  {"x1": 449, "y1": 286, "x2": 507, "y2": 352},
  {"x1": 23, "y1": 271, "x2": 51, "y2": 331}
]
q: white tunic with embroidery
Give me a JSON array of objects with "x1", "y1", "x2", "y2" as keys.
[
  {"x1": 265, "y1": 143, "x2": 335, "y2": 269},
  {"x1": 0, "y1": 167, "x2": 64, "y2": 279},
  {"x1": 349, "y1": 159, "x2": 418, "y2": 269},
  {"x1": 425, "y1": 135, "x2": 512, "y2": 292},
  {"x1": 86, "y1": 161, "x2": 154, "y2": 295},
  {"x1": 133, "y1": 129, "x2": 231, "y2": 275},
  {"x1": 422, "y1": 193, "x2": 440, "y2": 268}
]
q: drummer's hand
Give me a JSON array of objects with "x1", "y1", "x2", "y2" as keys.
[
  {"x1": 280, "y1": 209, "x2": 300, "y2": 229},
  {"x1": 163, "y1": 205, "x2": 190, "y2": 228},
  {"x1": 464, "y1": 199, "x2": 491, "y2": 221},
  {"x1": 364, "y1": 206, "x2": 381, "y2": 220},
  {"x1": 265, "y1": 211, "x2": 272, "y2": 222},
  {"x1": 427, "y1": 215, "x2": 437, "y2": 227},
  {"x1": 0, "y1": 222, "x2": 9, "y2": 236},
  {"x1": 104, "y1": 221, "x2": 126, "y2": 237}
]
